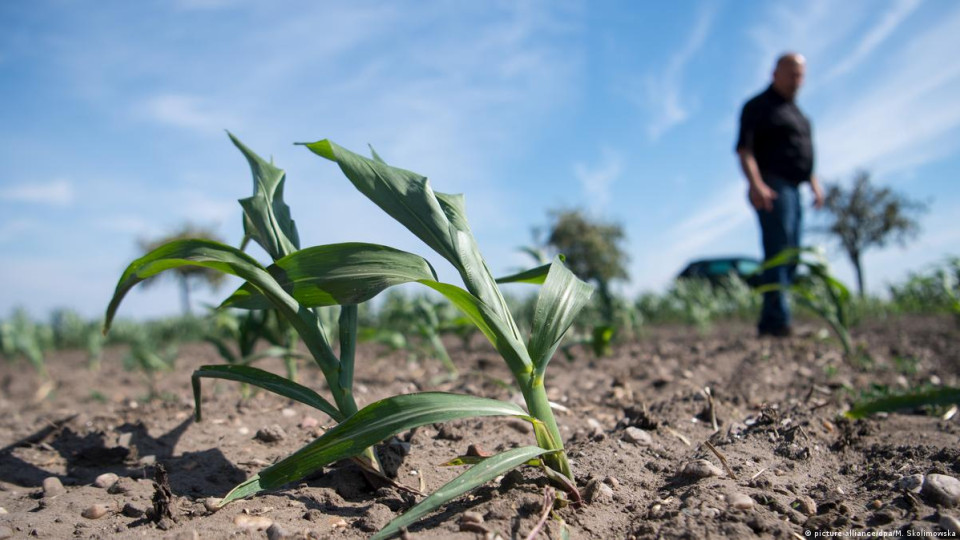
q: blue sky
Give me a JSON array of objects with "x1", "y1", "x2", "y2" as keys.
[{"x1": 2, "y1": 0, "x2": 959, "y2": 319}]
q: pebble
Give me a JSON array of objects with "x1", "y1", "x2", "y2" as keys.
[
  {"x1": 727, "y1": 493, "x2": 754, "y2": 510},
  {"x1": 238, "y1": 426, "x2": 250, "y2": 435},
  {"x1": 923, "y1": 474, "x2": 960, "y2": 508},
  {"x1": 584, "y1": 479, "x2": 614, "y2": 503},
  {"x1": 42, "y1": 477, "x2": 65, "y2": 498},
  {"x1": 941, "y1": 514, "x2": 960, "y2": 534},
  {"x1": 94, "y1": 473, "x2": 119, "y2": 489},
  {"x1": 255, "y1": 425, "x2": 287, "y2": 443},
  {"x1": 681, "y1": 459, "x2": 724, "y2": 479},
  {"x1": 792, "y1": 496, "x2": 817, "y2": 516},
  {"x1": 281, "y1": 408, "x2": 296, "y2": 418},
  {"x1": 623, "y1": 427, "x2": 652, "y2": 446},
  {"x1": 138, "y1": 455, "x2": 157, "y2": 466},
  {"x1": 122, "y1": 502, "x2": 146, "y2": 518},
  {"x1": 108, "y1": 478, "x2": 135, "y2": 494},
  {"x1": 0, "y1": 526, "x2": 11, "y2": 540},
  {"x1": 869, "y1": 499, "x2": 883, "y2": 510},
  {"x1": 299, "y1": 416, "x2": 319, "y2": 430},
  {"x1": 203, "y1": 497, "x2": 222, "y2": 513},
  {"x1": 81, "y1": 504, "x2": 110, "y2": 519},
  {"x1": 234, "y1": 514, "x2": 273, "y2": 530},
  {"x1": 461, "y1": 511, "x2": 484, "y2": 524},
  {"x1": 267, "y1": 523, "x2": 291, "y2": 540},
  {"x1": 0, "y1": 507, "x2": 7, "y2": 515},
  {"x1": 897, "y1": 474, "x2": 924, "y2": 493}
]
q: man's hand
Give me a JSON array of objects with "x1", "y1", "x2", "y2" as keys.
[
  {"x1": 810, "y1": 176, "x2": 825, "y2": 209},
  {"x1": 748, "y1": 181, "x2": 777, "y2": 212}
]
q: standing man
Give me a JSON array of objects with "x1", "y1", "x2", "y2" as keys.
[{"x1": 736, "y1": 53, "x2": 824, "y2": 337}]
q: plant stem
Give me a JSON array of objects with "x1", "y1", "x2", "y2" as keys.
[{"x1": 521, "y1": 376, "x2": 572, "y2": 483}]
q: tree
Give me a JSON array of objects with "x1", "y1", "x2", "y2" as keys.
[
  {"x1": 817, "y1": 171, "x2": 927, "y2": 297},
  {"x1": 541, "y1": 208, "x2": 629, "y2": 321},
  {"x1": 138, "y1": 224, "x2": 227, "y2": 315}
]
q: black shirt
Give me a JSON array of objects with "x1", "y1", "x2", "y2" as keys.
[{"x1": 736, "y1": 85, "x2": 814, "y2": 184}]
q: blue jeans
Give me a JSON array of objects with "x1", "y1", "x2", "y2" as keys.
[{"x1": 756, "y1": 175, "x2": 802, "y2": 331}]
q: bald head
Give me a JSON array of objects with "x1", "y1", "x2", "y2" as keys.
[{"x1": 772, "y1": 53, "x2": 806, "y2": 101}]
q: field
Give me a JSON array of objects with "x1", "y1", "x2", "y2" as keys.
[{"x1": 1, "y1": 314, "x2": 958, "y2": 539}]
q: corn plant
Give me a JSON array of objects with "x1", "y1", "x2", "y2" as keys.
[
  {"x1": 171, "y1": 138, "x2": 593, "y2": 538},
  {"x1": 0, "y1": 308, "x2": 50, "y2": 378},
  {"x1": 105, "y1": 134, "x2": 383, "y2": 472},
  {"x1": 205, "y1": 308, "x2": 307, "y2": 397},
  {"x1": 368, "y1": 290, "x2": 458, "y2": 378},
  {"x1": 758, "y1": 247, "x2": 853, "y2": 356},
  {"x1": 124, "y1": 338, "x2": 178, "y2": 400}
]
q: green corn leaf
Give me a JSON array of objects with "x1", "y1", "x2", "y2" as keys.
[
  {"x1": 301, "y1": 139, "x2": 521, "y2": 343},
  {"x1": 220, "y1": 392, "x2": 530, "y2": 505},
  {"x1": 105, "y1": 239, "x2": 286, "y2": 333},
  {"x1": 221, "y1": 243, "x2": 438, "y2": 310},
  {"x1": 845, "y1": 386, "x2": 960, "y2": 419},
  {"x1": 495, "y1": 262, "x2": 552, "y2": 285},
  {"x1": 192, "y1": 364, "x2": 342, "y2": 422},
  {"x1": 372, "y1": 446, "x2": 550, "y2": 540},
  {"x1": 228, "y1": 132, "x2": 300, "y2": 261},
  {"x1": 527, "y1": 257, "x2": 595, "y2": 373}
]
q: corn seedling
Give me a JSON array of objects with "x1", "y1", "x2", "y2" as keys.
[
  {"x1": 169, "y1": 138, "x2": 593, "y2": 538},
  {"x1": 0, "y1": 309, "x2": 50, "y2": 379},
  {"x1": 124, "y1": 338, "x2": 178, "y2": 400},
  {"x1": 206, "y1": 308, "x2": 306, "y2": 382},
  {"x1": 105, "y1": 134, "x2": 383, "y2": 473},
  {"x1": 368, "y1": 291, "x2": 459, "y2": 379},
  {"x1": 758, "y1": 247, "x2": 854, "y2": 356},
  {"x1": 846, "y1": 385, "x2": 960, "y2": 419}
]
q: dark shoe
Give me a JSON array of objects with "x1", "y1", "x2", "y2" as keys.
[{"x1": 758, "y1": 325, "x2": 792, "y2": 338}]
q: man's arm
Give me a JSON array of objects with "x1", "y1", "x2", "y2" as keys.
[
  {"x1": 738, "y1": 148, "x2": 777, "y2": 212},
  {"x1": 809, "y1": 174, "x2": 824, "y2": 209}
]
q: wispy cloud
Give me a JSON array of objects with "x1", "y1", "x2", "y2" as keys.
[
  {"x1": 139, "y1": 94, "x2": 240, "y2": 135},
  {"x1": 816, "y1": 5, "x2": 960, "y2": 177},
  {"x1": 0, "y1": 178, "x2": 75, "y2": 206},
  {"x1": 821, "y1": 0, "x2": 922, "y2": 82},
  {"x1": 641, "y1": 4, "x2": 716, "y2": 139},
  {"x1": 575, "y1": 148, "x2": 622, "y2": 212}
]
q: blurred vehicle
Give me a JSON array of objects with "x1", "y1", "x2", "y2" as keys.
[{"x1": 677, "y1": 256, "x2": 762, "y2": 287}]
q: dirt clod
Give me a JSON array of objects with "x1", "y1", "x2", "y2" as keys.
[{"x1": 255, "y1": 425, "x2": 287, "y2": 443}]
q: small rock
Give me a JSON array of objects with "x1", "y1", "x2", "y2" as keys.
[
  {"x1": 94, "y1": 473, "x2": 119, "y2": 489},
  {"x1": 81, "y1": 504, "x2": 110, "y2": 519},
  {"x1": 281, "y1": 408, "x2": 296, "y2": 418},
  {"x1": 898, "y1": 474, "x2": 924, "y2": 493},
  {"x1": 604, "y1": 476, "x2": 620, "y2": 489},
  {"x1": 869, "y1": 499, "x2": 883, "y2": 510},
  {"x1": 584, "y1": 478, "x2": 614, "y2": 503},
  {"x1": 922, "y1": 474, "x2": 960, "y2": 508},
  {"x1": 234, "y1": 514, "x2": 273, "y2": 530},
  {"x1": 299, "y1": 416, "x2": 319, "y2": 430},
  {"x1": 0, "y1": 507, "x2": 7, "y2": 515},
  {"x1": 727, "y1": 493, "x2": 754, "y2": 510},
  {"x1": 42, "y1": 477, "x2": 65, "y2": 498},
  {"x1": 255, "y1": 425, "x2": 287, "y2": 443},
  {"x1": 681, "y1": 459, "x2": 724, "y2": 479},
  {"x1": 266, "y1": 523, "x2": 290, "y2": 540},
  {"x1": 587, "y1": 418, "x2": 603, "y2": 431},
  {"x1": 238, "y1": 426, "x2": 250, "y2": 435},
  {"x1": 0, "y1": 526, "x2": 12, "y2": 540},
  {"x1": 941, "y1": 514, "x2": 960, "y2": 534},
  {"x1": 461, "y1": 511, "x2": 484, "y2": 524},
  {"x1": 792, "y1": 496, "x2": 817, "y2": 516},
  {"x1": 623, "y1": 427, "x2": 652, "y2": 446},
  {"x1": 203, "y1": 497, "x2": 222, "y2": 513},
  {"x1": 138, "y1": 455, "x2": 156, "y2": 466},
  {"x1": 108, "y1": 478, "x2": 135, "y2": 494},
  {"x1": 122, "y1": 502, "x2": 146, "y2": 518}
]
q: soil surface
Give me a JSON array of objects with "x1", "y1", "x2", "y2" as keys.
[{"x1": 1, "y1": 316, "x2": 959, "y2": 539}]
